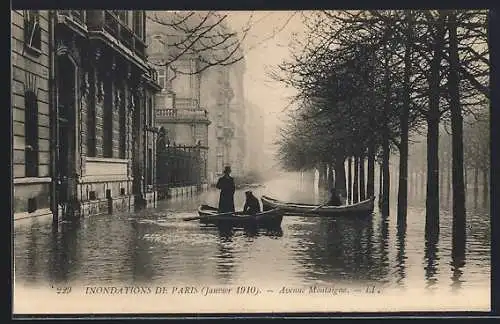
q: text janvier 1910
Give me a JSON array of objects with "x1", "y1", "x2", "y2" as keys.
[{"x1": 80, "y1": 285, "x2": 381, "y2": 296}]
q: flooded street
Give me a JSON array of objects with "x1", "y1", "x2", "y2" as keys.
[{"x1": 14, "y1": 173, "x2": 490, "y2": 297}]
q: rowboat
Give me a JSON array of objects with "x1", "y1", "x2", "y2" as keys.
[
  {"x1": 196, "y1": 205, "x2": 283, "y2": 228},
  {"x1": 261, "y1": 195, "x2": 375, "y2": 217}
]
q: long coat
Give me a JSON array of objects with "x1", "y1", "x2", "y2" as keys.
[
  {"x1": 216, "y1": 175, "x2": 235, "y2": 213},
  {"x1": 243, "y1": 194, "x2": 261, "y2": 215}
]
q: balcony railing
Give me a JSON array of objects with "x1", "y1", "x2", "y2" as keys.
[
  {"x1": 86, "y1": 10, "x2": 146, "y2": 60},
  {"x1": 57, "y1": 10, "x2": 87, "y2": 28},
  {"x1": 156, "y1": 109, "x2": 209, "y2": 122},
  {"x1": 175, "y1": 98, "x2": 199, "y2": 110},
  {"x1": 148, "y1": 67, "x2": 158, "y2": 83}
]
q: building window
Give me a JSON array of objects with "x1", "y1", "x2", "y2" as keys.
[
  {"x1": 103, "y1": 78, "x2": 113, "y2": 158},
  {"x1": 157, "y1": 67, "x2": 166, "y2": 90},
  {"x1": 148, "y1": 97, "x2": 153, "y2": 127},
  {"x1": 113, "y1": 10, "x2": 128, "y2": 24},
  {"x1": 119, "y1": 91, "x2": 126, "y2": 159},
  {"x1": 24, "y1": 10, "x2": 41, "y2": 52},
  {"x1": 87, "y1": 73, "x2": 96, "y2": 157},
  {"x1": 191, "y1": 124, "x2": 196, "y2": 143},
  {"x1": 70, "y1": 10, "x2": 85, "y2": 24},
  {"x1": 133, "y1": 12, "x2": 144, "y2": 39},
  {"x1": 147, "y1": 148, "x2": 153, "y2": 186},
  {"x1": 24, "y1": 90, "x2": 39, "y2": 177}
]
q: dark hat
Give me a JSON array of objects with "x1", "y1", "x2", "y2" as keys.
[{"x1": 223, "y1": 166, "x2": 231, "y2": 174}]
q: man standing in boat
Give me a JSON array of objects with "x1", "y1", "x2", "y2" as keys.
[
  {"x1": 216, "y1": 166, "x2": 236, "y2": 213},
  {"x1": 243, "y1": 190, "x2": 261, "y2": 215}
]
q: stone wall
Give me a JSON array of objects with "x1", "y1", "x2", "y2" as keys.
[{"x1": 12, "y1": 10, "x2": 52, "y2": 217}]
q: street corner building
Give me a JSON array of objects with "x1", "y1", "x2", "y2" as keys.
[
  {"x1": 146, "y1": 22, "x2": 211, "y2": 198},
  {"x1": 11, "y1": 10, "x2": 161, "y2": 222},
  {"x1": 145, "y1": 13, "x2": 249, "y2": 198}
]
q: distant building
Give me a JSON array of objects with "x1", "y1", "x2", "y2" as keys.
[
  {"x1": 146, "y1": 14, "x2": 211, "y2": 191},
  {"x1": 201, "y1": 62, "x2": 248, "y2": 183},
  {"x1": 11, "y1": 10, "x2": 160, "y2": 221},
  {"x1": 145, "y1": 12, "x2": 248, "y2": 185},
  {"x1": 244, "y1": 100, "x2": 265, "y2": 175},
  {"x1": 227, "y1": 61, "x2": 247, "y2": 177}
]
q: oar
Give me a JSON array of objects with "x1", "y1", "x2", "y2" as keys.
[
  {"x1": 281, "y1": 203, "x2": 328, "y2": 217},
  {"x1": 311, "y1": 203, "x2": 327, "y2": 212},
  {"x1": 183, "y1": 210, "x2": 242, "y2": 221}
]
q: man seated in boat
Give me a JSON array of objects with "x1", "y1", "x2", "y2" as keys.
[
  {"x1": 327, "y1": 188, "x2": 343, "y2": 206},
  {"x1": 243, "y1": 191, "x2": 262, "y2": 215}
]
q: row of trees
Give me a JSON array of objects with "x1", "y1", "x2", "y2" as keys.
[
  {"x1": 405, "y1": 115, "x2": 490, "y2": 207},
  {"x1": 273, "y1": 10, "x2": 490, "y2": 251}
]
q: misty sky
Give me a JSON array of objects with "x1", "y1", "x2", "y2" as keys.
[{"x1": 226, "y1": 11, "x2": 306, "y2": 157}]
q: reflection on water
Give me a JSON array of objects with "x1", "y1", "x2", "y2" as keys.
[
  {"x1": 14, "y1": 174, "x2": 490, "y2": 293},
  {"x1": 424, "y1": 230, "x2": 439, "y2": 290},
  {"x1": 395, "y1": 227, "x2": 406, "y2": 286}
]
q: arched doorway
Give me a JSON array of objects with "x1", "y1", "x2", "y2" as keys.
[{"x1": 56, "y1": 54, "x2": 78, "y2": 218}]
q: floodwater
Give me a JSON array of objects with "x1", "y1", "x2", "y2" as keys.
[{"x1": 13, "y1": 172, "x2": 490, "y2": 312}]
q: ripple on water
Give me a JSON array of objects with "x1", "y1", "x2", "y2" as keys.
[{"x1": 13, "y1": 177, "x2": 491, "y2": 303}]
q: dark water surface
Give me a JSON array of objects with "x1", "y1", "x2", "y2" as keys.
[{"x1": 14, "y1": 174, "x2": 490, "y2": 294}]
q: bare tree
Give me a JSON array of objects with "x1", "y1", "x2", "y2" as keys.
[
  {"x1": 273, "y1": 10, "x2": 488, "y2": 241},
  {"x1": 146, "y1": 11, "x2": 298, "y2": 75}
]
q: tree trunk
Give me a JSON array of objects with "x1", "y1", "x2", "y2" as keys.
[
  {"x1": 353, "y1": 155, "x2": 359, "y2": 203},
  {"x1": 446, "y1": 154, "x2": 451, "y2": 205},
  {"x1": 325, "y1": 163, "x2": 330, "y2": 190},
  {"x1": 416, "y1": 171, "x2": 421, "y2": 200},
  {"x1": 464, "y1": 167, "x2": 468, "y2": 195},
  {"x1": 328, "y1": 163, "x2": 334, "y2": 191},
  {"x1": 426, "y1": 117, "x2": 440, "y2": 231},
  {"x1": 381, "y1": 45, "x2": 391, "y2": 216},
  {"x1": 382, "y1": 135, "x2": 390, "y2": 215},
  {"x1": 378, "y1": 162, "x2": 383, "y2": 208},
  {"x1": 311, "y1": 168, "x2": 317, "y2": 187},
  {"x1": 359, "y1": 155, "x2": 366, "y2": 201},
  {"x1": 323, "y1": 163, "x2": 328, "y2": 189},
  {"x1": 367, "y1": 142, "x2": 375, "y2": 198},
  {"x1": 484, "y1": 10, "x2": 497, "y2": 208},
  {"x1": 439, "y1": 158, "x2": 444, "y2": 196},
  {"x1": 347, "y1": 157, "x2": 352, "y2": 204},
  {"x1": 334, "y1": 158, "x2": 347, "y2": 198},
  {"x1": 397, "y1": 13, "x2": 412, "y2": 225},
  {"x1": 408, "y1": 169, "x2": 413, "y2": 198},
  {"x1": 448, "y1": 10, "x2": 467, "y2": 261},
  {"x1": 473, "y1": 167, "x2": 479, "y2": 208},
  {"x1": 443, "y1": 147, "x2": 447, "y2": 203},
  {"x1": 317, "y1": 164, "x2": 322, "y2": 189},
  {"x1": 483, "y1": 168, "x2": 489, "y2": 207},
  {"x1": 414, "y1": 170, "x2": 419, "y2": 200},
  {"x1": 411, "y1": 171, "x2": 416, "y2": 199},
  {"x1": 317, "y1": 162, "x2": 325, "y2": 189},
  {"x1": 398, "y1": 128, "x2": 409, "y2": 222},
  {"x1": 425, "y1": 12, "x2": 446, "y2": 235}
]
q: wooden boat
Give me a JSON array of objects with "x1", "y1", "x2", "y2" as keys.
[
  {"x1": 196, "y1": 205, "x2": 283, "y2": 228},
  {"x1": 261, "y1": 195, "x2": 375, "y2": 217}
]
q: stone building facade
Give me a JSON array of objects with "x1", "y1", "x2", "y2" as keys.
[
  {"x1": 201, "y1": 62, "x2": 248, "y2": 183},
  {"x1": 12, "y1": 10, "x2": 52, "y2": 220},
  {"x1": 11, "y1": 10, "x2": 160, "y2": 222},
  {"x1": 201, "y1": 65, "x2": 234, "y2": 184},
  {"x1": 145, "y1": 12, "x2": 249, "y2": 186},
  {"x1": 244, "y1": 100, "x2": 265, "y2": 175},
  {"x1": 227, "y1": 60, "x2": 247, "y2": 177},
  {"x1": 146, "y1": 18, "x2": 211, "y2": 190}
]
